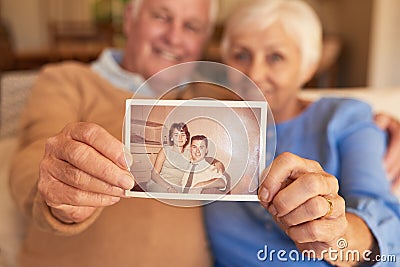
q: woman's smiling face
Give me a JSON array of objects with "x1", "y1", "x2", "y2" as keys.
[
  {"x1": 171, "y1": 128, "x2": 187, "y2": 148},
  {"x1": 224, "y1": 21, "x2": 305, "y2": 122}
]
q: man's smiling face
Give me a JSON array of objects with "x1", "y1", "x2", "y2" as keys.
[{"x1": 123, "y1": 0, "x2": 212, "y2": 79}]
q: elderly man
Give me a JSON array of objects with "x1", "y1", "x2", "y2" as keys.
[{"x1": 10, "y1": 0, "x2": 217, "y2": 266}]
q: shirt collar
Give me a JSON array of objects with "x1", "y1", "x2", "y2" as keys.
[
  {"x1": 91, "y1": 48, "x2": 154, "y2": 96},
  {"x1": 191, "y1": 159, "x2": 209, "y2": 172}
]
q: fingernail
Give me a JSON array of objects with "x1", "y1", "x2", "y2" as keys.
[
  {"x1": 259, "y1": 187, "x2": 270, "y2": 203},
  {"x1": 268, "y1": 204, "x2": 277, "y2": 216},
  {"x1": 118, "y1": 154, "x2": 128, "y2": 170},
  {"x1": 110, "y1": 196, "x2": 121, "y2": 203},
  {"x1": 119, "y1": 173, "x2": 134, "y2": 190}
]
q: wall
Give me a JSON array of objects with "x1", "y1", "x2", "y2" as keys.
[
  {"x1": 368, "y1": 0, "x2": 400, "y2": 88},
  {"x1": 1, "y1": 0, "x2": 47, "y2": 51},
  {"x1": 335, "y1": 0, "x2": 373, "y2": 87},
  {"x1": 0, "y1": 0, "x2": 95, "y2": 51}
]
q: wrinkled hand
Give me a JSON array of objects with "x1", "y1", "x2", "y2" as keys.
[
  {"x1": 258, "y1": 152, "x2": 347, "y2": 259},
  {"x1": 374, "y1": 113, "x2": 400, "y2": 197},
  {"x1": 38, "y1": 122, "x2": 134, "y2": 224}
]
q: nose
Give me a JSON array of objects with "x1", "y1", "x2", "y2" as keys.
[
  {"x1": 246, "y1": 56, "x2": 267, "y2": 85},
  {"x1": 164, "y1": 21, "x2": 184, "y2": 46}
]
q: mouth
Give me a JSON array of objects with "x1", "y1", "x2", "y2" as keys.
[{"x1": 154, "y1": 47, "x2": 182, "y2": 62}]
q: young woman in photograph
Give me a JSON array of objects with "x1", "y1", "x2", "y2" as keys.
[{"x1": 147, "y1": 122, "x2": 191, "y2": 193}]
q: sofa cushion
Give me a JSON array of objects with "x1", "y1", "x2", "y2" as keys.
[
  {"x1": 0, "y1": 71, "x2": 38, "y2": 138},
  {"x1": 300, "y1": 88, "x2": 400, "y2": 116},
  {"x1": 0, "y1": 137, "x2": 25, "y2": 267}
]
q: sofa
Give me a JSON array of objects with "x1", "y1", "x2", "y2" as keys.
[{"x1": 0, "y1": 70, "x2": 399, "y2": 267}]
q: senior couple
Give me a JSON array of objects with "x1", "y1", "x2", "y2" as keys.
[{"x1": 10, "y1": 0, "x2": 400, "y2": 266}]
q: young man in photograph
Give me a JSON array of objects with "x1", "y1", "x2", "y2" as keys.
[{"x1": 182, "y1": 135, "x2": 227, "y2": 194}]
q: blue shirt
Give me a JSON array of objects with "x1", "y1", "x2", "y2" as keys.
[
  {"x1": 204, "y1": 98, "x2": 400, "y2": 266},
  {"x1": 91, "y1": 48, "x2": 155, "y2": 96}
]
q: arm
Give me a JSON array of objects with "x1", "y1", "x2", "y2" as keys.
[
  {"x1": 193, "y1": 177, "x2": 226, "y2": 189},
  {"x1": 9, "y1": 64, "x2": 133, "y2": 234},
  {"x1": 150, "y1": 148, "x2": 178, "y2": 192},
  {"x1": 205, "y1": 156, "x2": 225, "y2": 173}
]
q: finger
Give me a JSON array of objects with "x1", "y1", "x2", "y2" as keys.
[
  {"x1": 385, "y1": 134, "x2": 400, "y2": 179},
  {"x1": 391, "y1": 176, "x2": 400, "y2": 198},
  {"x1": 376, "y1": 114, "x2": 400, "y2": 177},
  {"x1": 50, "y1": 205, "x2": 97, "y2": 223},
  {"x1": 51, "y1": 137, "x2": 134, "y2": 190},
  {"x1": 374, "y1": 113, "x2": 391, "y2": 130},
  {"x1": 39, "y1": 175, "x2": 121, "y2": 207},
  {"x1": 124, "y1": 149, "x2": 133, "y2": 170},
  {"x1": 259, "y1": 152, "x2": 322, "y2": 203},
  {"x1": 269, "y1": 172, "x2": 339, "y2": 216},
  {"x1": 66, "y1": 122, "x2": 128, "y2": 169},
  {"x1": 286, "y1": 216, "x2": 347, "y2": 244},
  {"x1": 279, "y1": 195, "x2": 345, "y2": 227},
  {"x1": 42, "y1": 157, "x2": 126, "y2": 197}
]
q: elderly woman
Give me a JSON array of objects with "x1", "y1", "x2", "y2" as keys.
[{"x1": 204, "y1": 0, "x2": 400, "y2": 266}]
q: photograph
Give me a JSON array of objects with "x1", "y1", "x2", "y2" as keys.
[{"x1": 124, "y1": 99, "x2": 267, "y2": 201}]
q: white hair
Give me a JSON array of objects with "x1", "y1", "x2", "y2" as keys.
[
  {"x1": 130, "y1": 0, "x2": 219, "y2": 34},
  {"x1": 221, "y1": 0, "x2": 322, "y2": 77}
]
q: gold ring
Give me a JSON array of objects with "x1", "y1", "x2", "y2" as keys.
[{"x1": 323, "y1": 196, "x2": 333, "y2": 217}]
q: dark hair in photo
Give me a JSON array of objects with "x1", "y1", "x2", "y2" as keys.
[
  {"x1": 169, "y1": 122, "x2": 190, "y2": 149},
  {"x1": 191, "y1": 135, "x2": 208, "y2": 148}
]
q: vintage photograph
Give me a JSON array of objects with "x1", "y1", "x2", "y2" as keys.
[{"x1": 124, "y1": 99, "x2": 267, "y2": 201}]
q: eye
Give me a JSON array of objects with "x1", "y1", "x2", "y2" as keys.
[
  {"x1": 267, "y1": 52, "x2": 283, "y2": 63},
  {"x1": 151, "y1": 11, "x2": 170, "y2": 23},
  {"x1": 184, "y1": 22, "x2": 202, "y2": 34},
  {"x1": 232, "y1": 50, "x2": 251, "y2": 63}
]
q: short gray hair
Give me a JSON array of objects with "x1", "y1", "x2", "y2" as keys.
[
  {"x1": 130, "y1": 0, "x2": 219, "y2": 34},
  {"x1": 221, "y1": 0, "x2": 322, "y2": 77}
]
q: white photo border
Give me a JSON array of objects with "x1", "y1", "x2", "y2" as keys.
[{"x1": 124, "y1": 99, "x2": 267, "y2": 202}]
